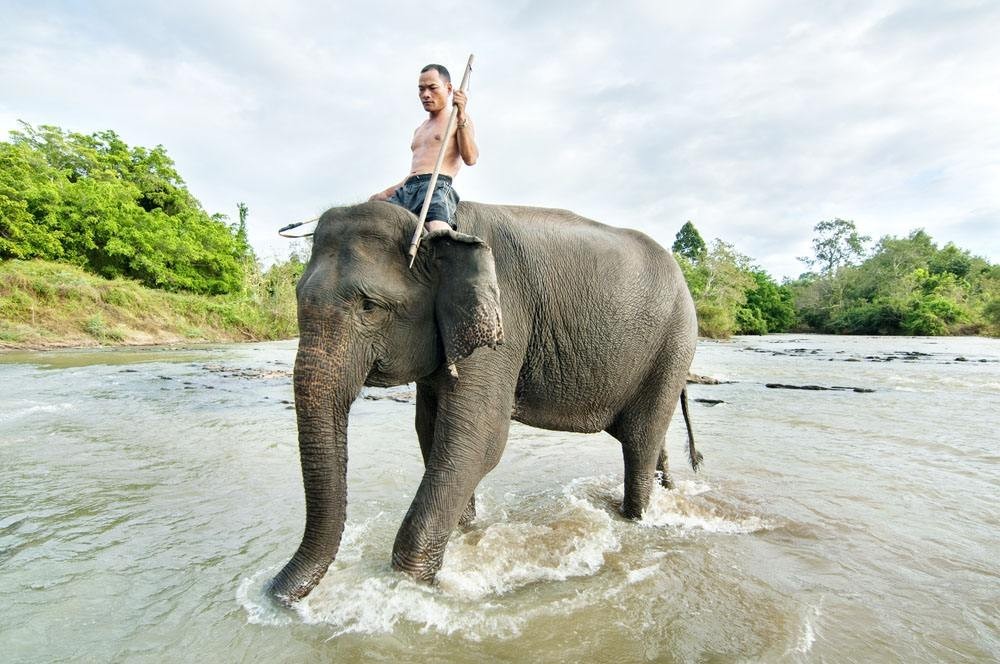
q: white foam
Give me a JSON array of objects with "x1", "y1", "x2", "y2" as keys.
[
  {"x1": 674, "y1": 479, "x2": 713, "y2": 496},
  {"x1": 798, "y1": 614, "x2": 816, "y2": 653},
  {"x1": 563, "y1": 475, "x2": 770, "y2": 535},
  {"x1": 436, "y1": 490, "x2": 619, "y2": 599},
  {"x1": 641, "y1": 481, "x2": 771, "y2": 533},
  {"x1": 626, "y1": 564, "x2": 660, "y2": 585},
  {"x1": 238, "y1": 516, "x2": 381, "y2": 628},
  {"x1": 791, "y1": 601, "x2": 823, "y2": 655},
  {"x1": 239, "y1": 521, "x2": 528, "y2": 639},
  {"x1": 238, "y1": 475, "x2": 767, "y2": 640},
  {"x1": 237, "y1": 567, "x2": 296, "y2": 627},
  {"x1": 300, "y1": 575, "x2": 511, "y2": 639},
  {"x1": 0, "y1": 402, "x2": 75, "y2": 424}
]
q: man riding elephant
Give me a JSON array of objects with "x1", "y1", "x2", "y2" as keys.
[
  {"x1": 267, "y1": 198, "x2": 700, "y2": 606},
  {"x1": 369, "y1": 64, "x2": 479, "y2": 234}
]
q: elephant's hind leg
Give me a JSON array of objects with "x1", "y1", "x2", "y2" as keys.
[
  {"x1": 656, "y1": 447, "x2": 675, "y2": 490},
  {"x1": 609, "y1": 420, "x2": 664, "y2": 519},
  {"x1": 608, "y1": 379, "x2": 685, "y2": 519}
]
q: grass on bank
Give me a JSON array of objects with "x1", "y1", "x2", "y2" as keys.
[{"x1": 0, "y1": 259, "x2": 298, "y2": 349}]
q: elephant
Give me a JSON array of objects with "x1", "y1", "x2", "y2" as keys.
[{"x1": 268, "y1": 200, "x2": 701, "y2": 605}]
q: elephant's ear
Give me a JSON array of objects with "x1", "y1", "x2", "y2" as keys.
[{"x1": 428, "y1": 229, "x2": 504, "y2": 371}]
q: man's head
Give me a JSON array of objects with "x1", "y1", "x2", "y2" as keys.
[{"x1": 418, "y1": 64, "x2": 452, "y2": 114}]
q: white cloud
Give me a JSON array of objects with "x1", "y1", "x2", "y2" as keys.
[{"x1": 2, "y1": 0, "x2": 998, "y2": 277}]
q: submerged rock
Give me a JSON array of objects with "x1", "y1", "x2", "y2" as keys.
[
  {"x1": 687, "y1": 373, "x2": 732, "y2": 385},
  {"x1": 362, "y1": 389, "x2": 416, "y2": 403},
  {"x1": 765, "y1": 383, "x2": 874, "y2": 393}
]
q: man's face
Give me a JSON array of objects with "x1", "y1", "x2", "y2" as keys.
[{"x1": 418, "y1": 70, "x2": 451, "y2": 113}]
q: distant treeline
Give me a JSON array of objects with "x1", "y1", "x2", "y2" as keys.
[
  {"x1": 674, "y1": 219, "x2": 999, "y2": 337},
  {"x1": 2, "y1": 123, "x2": 997, "y2": 340}
]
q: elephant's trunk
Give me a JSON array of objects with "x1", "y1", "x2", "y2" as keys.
[{"x1": 268, "y1": 311, "x2": 365, "y2": 606}]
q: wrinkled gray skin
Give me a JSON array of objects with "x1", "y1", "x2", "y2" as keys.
[{"x1": 268, "y1": 201, "x2": 699, "y2": 605}]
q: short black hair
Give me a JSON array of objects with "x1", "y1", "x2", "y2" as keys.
[{"x1": 420, "y1": 64, "x2": 451, "y2": 83}]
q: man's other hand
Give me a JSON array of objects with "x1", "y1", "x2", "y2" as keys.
[{"x1": 453, "y1": 90, "x2": 468, "y2": 118}]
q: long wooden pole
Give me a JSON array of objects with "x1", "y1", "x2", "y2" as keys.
[{"x1": 407, "y1": 54, "x2": 475, "y2": 268}]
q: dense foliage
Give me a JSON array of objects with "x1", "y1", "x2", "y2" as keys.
[
  {"x1": 674, "y1": 230, "x2": 795, "y2": 338},
  {"x1": 673, "y1": 220, "x2": 997, "y2": 338},
  {"x1": 1, "y1": 123, "x2": 253, "y2": 294},
  {"x1": 788, "y1": 227, "x2": 999, "y2": 336}
]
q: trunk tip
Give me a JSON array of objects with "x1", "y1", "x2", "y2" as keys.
[{"x1": 267, "y1": 563, "x2": 325, "y2": 607}]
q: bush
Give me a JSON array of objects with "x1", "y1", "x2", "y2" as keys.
[
  {"x1": 736, "y1": 271, "x2": 796, "y2": 334},
  {"x1": 901, "y1": 296, "x2": 966, "y2": 336}
]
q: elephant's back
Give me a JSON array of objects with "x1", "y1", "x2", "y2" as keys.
[
  {"x1": 458, "y1": 203, "x2": 693, "y2": 431},
  {"x1": 457, "y1": 202, "x2": 677, "y2": 282},
  {"x1": 459, "y1": 202, "x2": 683, "y2": 312}
]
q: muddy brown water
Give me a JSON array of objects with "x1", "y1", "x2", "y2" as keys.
[{"x1": 1, "y1": 335, "x2": 998, "y2": 662}]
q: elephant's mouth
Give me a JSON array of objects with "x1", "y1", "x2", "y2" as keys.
[{"x1": 363, "y1": 357, "x2": 395, "y2": 388}]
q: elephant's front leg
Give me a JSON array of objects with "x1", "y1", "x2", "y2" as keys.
[
  {"x1": 415, "y1": 383, "x2": 476, "y2": 528},
  {"x1": 394, "y1": 369, "x2": 514, "y2": 581}
]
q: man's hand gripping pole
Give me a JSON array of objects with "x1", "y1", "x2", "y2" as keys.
[{"x1": 407, "y1": 54, "x2": 475, "y2": 268}]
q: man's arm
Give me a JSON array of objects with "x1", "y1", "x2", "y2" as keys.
[
  {"x1": 369, "y1": 177, "x2": 407, "y2": 202},
  {"x1": 453, "y1": 90, "x2": 479, "y2": 166}
]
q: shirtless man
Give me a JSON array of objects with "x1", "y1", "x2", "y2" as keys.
[{"x1": 369, "y1": 64, "x2": 479, "y2": 233}]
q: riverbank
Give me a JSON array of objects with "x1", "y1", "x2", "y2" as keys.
[{"x1": 0, "y1": 259, "x2": 297, "y2": 350}]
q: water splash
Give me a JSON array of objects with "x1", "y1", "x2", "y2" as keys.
[
  {"x1": 0, "y1": 402, "x2": 75, "y2": 425},
  {"x1": 239, "y1": 474, "x2": 770, "y2": 640},
  {"x1": 236, "y1": 567, "x2": 295, "y2": 627},
  {"x1": 567, "y1": 475, "x2": 772, "y2": 534},
  {"x1": 237, "y1": 481, "x2": 621, "y2": 638},
  {"x1": 436, "y1": 487, "x2": 619, "y2": 599},
  {"x1": 789, "y1": 600, "x2": 824, "y2": 656},
  {"x1": 640, "y1": 480, "x2": 772, "y2": 534}
]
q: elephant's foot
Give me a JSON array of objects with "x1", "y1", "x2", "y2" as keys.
[
  {"x1": 621, "y1": 503, "x2": 644, "y2": 520},
  {"x1": 391, "y1": 547, "x2": 445, "y2": 583},
  {"x1": 391, "y1": 528, "x2": 449, "y2": 582},
  {"x1": 458, "y1": 495, "x2": 476, "y2": 529},
  {"x1": 621, "y1": 474, "x2": 653, "y2": 520}
]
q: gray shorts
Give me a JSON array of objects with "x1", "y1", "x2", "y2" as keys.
[{"x1": 388, "y1": 174, "x2": 460, "y2": 229}]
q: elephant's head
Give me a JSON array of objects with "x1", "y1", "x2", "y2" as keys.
[{"x1": 267, "y1": 202, "x2": 503, "y2": 605}]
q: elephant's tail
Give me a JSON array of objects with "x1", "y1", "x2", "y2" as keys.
[{"x1": 680, "y1": 388, "x2": 703, "y2": 471}]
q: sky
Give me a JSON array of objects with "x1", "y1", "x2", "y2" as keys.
[{"x1": 3, "y1": 0, "x2": 998, "y2": 279}]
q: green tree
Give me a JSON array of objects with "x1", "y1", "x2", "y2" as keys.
[
  {"x1": 1, "y1": 122, "x2": 253, "y2": 295},
  {"x1": 736, "y1": 270, "x2": 797, "y2": 334},
  {"x1": 0, "y1": 141, "x2": 65, "y2": 259},
  {"x1": 928, "y1": 242, "x2": 973, "y2": 278},
  {"x1": 672, "y1": 221, "x2": 707, "y2": 261},
  {"x1": 678, "y1": 239, "x2": 756, "y2": 338},
  {"x1": 799, "y1": 218, "x2": 871, "y2": 275},
  {"x1": 236, "y1": 202, "x2": 250, "y2": 247}
]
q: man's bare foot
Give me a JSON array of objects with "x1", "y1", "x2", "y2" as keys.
[{"x1": 424, "y1": 220, "x2": 451, "y2": 233}]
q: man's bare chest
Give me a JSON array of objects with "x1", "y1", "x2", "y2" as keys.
[{"x1": 411, "y1": 122, "x2": 452, "y2": 152}]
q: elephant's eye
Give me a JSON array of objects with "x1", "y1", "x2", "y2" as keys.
[{"x1": 361, "y1": 298, "x2": 379, "y2": 313}]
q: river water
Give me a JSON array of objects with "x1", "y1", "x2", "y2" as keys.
[{"x1": 1, "y1": 335, "x2": 998, "y2": 663}]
